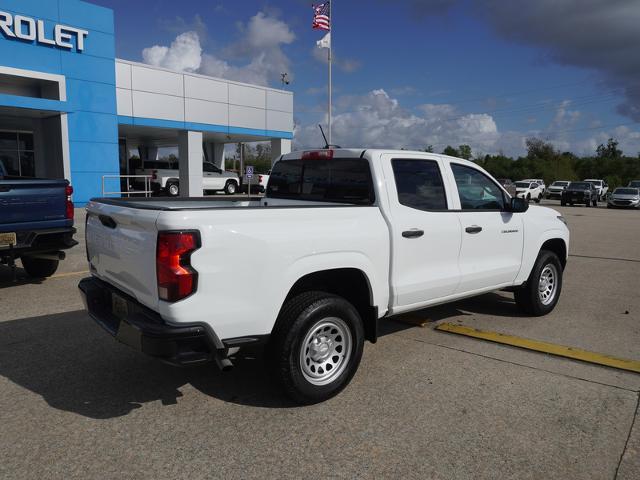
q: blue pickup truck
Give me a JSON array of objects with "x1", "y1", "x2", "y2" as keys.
[{"x1": 0, "y1": 161, "x2": 77, "y2": 279}]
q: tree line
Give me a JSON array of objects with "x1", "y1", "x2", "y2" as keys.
[{"x1": 433, "y1": 138, "x2": 640, "y2": 190}]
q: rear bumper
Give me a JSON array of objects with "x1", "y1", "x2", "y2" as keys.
[
  {"x1": 79, "y1": 276, "x2": 224, "y2": 366},
  {"x1": 0, "y1": 227, "x2": 77, "y2": 255}
]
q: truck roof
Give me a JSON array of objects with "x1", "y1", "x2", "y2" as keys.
[{"x1": 281, "y1": 148, "x2": 478, "y2": 167}]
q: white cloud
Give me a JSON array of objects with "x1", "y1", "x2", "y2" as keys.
[
  {"x1": 295, "y1": 89, "x2": 500, "y2": 152},
  {"x1": 142, "y1": 31, "x2": 202, "y2": 72},
  {"x1": 141, "y1": 12, "x2": 294, "y2": 87}
]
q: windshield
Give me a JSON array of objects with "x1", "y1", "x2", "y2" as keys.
[
  {"x1": 551, "y1": 181, "x2": 569, "y2": 187},
  {"x1": 613, "y1": 188, "x2": 639, "y2": 195},
  {"x1": 629, "y1": 181, "x2": 640, "y2": 188},
  {"x1": 515, "y1": 182, "x2": 531, "y2": 188},
  {"x1": 585, "y1": 180, "x2": 602, "y2": 186},
  {"x1": 568, "y1": 182, "x2": 590, "y2": 189}
]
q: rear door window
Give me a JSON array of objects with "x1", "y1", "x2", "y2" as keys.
[
  {"x1": 392, "y1": 159, "x2": 448, "y2": 211},
  {"x1": 268, "y1": 158, "x2": 375, "y2": 204}
]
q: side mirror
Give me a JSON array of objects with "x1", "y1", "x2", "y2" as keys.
[{"x1": 508, "y1": 197, "x2": 529, "y2": 213}]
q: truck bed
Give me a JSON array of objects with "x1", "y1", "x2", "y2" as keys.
[{"x1": 89, "y1": 196, "x2": 355, "y2": 211}]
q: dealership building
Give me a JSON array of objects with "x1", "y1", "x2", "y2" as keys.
[{"x1": 0, "y1": 0, "x2": 293, "y2": 204}]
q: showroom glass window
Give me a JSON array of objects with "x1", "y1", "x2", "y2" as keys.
[
  {"x1": 450, "y1": 163, "x2": 506, "y2": 210},
  {"x1": 391, "y1": 159, "x2": 448, "y2": 210},
  {"x1": 0, "y1": 131, "x2": 35, "y2": 177}
]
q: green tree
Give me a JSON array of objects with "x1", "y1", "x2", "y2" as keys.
[
  {"x1": 424, "y1": 145, "x2": 434, "y2": 153},
  {"x1": 442, "y1": 145, "x2": 459, "y2": 157},
  {"x1": 458, "y1": 144, "x2": 472, "y2": 160},
  {"x1": 596, "y1": 138, "x2": 623, "y2": 159}
]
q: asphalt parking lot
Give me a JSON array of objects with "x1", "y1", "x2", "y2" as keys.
[{"x1": 0, "y1": 201, "x2": 638, "y2": 479}]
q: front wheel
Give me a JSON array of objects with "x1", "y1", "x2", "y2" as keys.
[
  {"x1": 268, "y1": 291, "x2": 365, "y2": 404},
  {"x1": 224, "y1": 181, "x2": 238, "y2": 195},
  {"x1": 166, "y1": 181, "x2": 179, "y2": 197},
  {"x1": 21, "y1": 257, "x2": 59, "y2": 278},
  {"x1": 592, "y1": 198, "x2": 598, "y2": 207},
  {"x1": 514, "y1": 250, "x2": 563, "y2": 316},
  {"x1": 534, "y1": 194, "x2": 541, "y2": 204}
]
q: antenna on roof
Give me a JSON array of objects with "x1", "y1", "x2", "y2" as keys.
[
  {"x1": 318, "y1": 124, "x2": 329, "y2": 148},
  {"x1": 318, "y1": 124, "x2": 341, "y2": 149}
]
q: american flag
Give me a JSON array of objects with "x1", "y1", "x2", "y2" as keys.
[{"x1": 312, "y1": 2, "x2": 331, "y2": 31}]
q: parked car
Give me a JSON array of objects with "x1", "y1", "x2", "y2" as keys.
[
  {"x1": 584, "y1": 179, "x2": 608, "y2": 200},
  {"x1": 497, "y1": 178, "x2": 516, "y2": 197},
  {"x1": 607, "y1": 187, "x2": 640, "y2": 209},
  {"x1": 80, "y1": 148, "x2": 570, "y2": 404},
  {"x1": 241, "y1": 170, "x2": 271, "y2": 194},
  {"x1": 0, "y1": 160, "x2": 77, "y2": 278},
  {"x1": 515, "y1": 181, "x2": 544, "y2": 203},
  {"x1": 546, "y1": 181, "x2": 570, "y2": 199},
  {"x1": 561, "y1": 181, "x2": 598, "y2": 207},
  {"x1": 628, "y1": 180, "x2": 640, "y2": 189},
  {"x1": 135, "y1": 161, "x2": 240, "y2": 196},
  {"x1": 523, "y1": 178, "x2": 546, "y2": 194}
]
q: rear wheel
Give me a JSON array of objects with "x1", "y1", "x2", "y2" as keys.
[
  {"x1": 268, "y1": 291, "x2": 364, "y2": 404},
  {"x1": 514, "y1": 250, "x2": 563, "y2": 316},
  {"x1": 21, "y1": 257, "x2": 59, "y2": 278},
  {"x1": 166, "y1": 181, "x2": 179, "y2": 197}
]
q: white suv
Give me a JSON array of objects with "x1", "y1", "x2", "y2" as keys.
[{"x1": 515, "y1": 181, "x2": 544, "y2": 203}]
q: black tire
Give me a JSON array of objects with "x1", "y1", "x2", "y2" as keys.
[
  {"x1": 21, "y1": 257, "x2": 59, "y2": 278},
  {"x1": 526, "y1": 194, "x2": 531, "y2": 202},
  {"x1": 585, "y1": 198, "x2": 590, "y2": 207},
  {"x1": 514, "y1": 250, "x2": 563, "y2": 316},
  {"x1": 224, "y1": 180, "x2": 238, "y2": 195},
  {"x1": 592, "y1": 198, "x2": 598, "y2": 207},
  {"x1": 560, "y1": 200, "x2": 566, "y2": 206},
  {"x1": 268, "y1": 291, "x2": 365, "y2": 404},
  {"x1": 534, "y1": 194, "x2": 541, "y2": 204},
  {"x1": 166, "y1": 181, "x2": 180, "y2": 197}
]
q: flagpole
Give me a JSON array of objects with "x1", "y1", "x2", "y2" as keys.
[
  {"x1": 328, "y1": 2, "x2": 332, "y2": 146},
  {"x1": 328, "y1": 40, "x2": 332, "y2": 145}
]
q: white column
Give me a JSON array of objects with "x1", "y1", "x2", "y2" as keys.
[
  {"x1": 178, "y1": 130, "x2": 203, "y2": 197},
  {"x1": 271, "y1": 138, "x2": 291, "y2": 166}
]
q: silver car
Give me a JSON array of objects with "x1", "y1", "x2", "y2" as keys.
[{"x1": 607, "y1": 187, "x2": 640, "y2": 209}]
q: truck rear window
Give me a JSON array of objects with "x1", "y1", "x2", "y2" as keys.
[{"x1": 267, "y1": 158, "x2": 375, "y2": 205}]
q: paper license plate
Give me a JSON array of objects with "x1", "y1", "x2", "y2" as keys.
[{"x1": 0, "y1": 232, "x2": 16, "y2": 247}]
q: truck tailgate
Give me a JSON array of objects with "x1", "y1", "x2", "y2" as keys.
[
  {"x1": 86, "y1": 201, "x2": 161, "y2": 310},
  {"x1": 0, "y1": 179, "x2": 69, "y2": 230}
]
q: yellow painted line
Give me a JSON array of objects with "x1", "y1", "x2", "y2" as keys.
[
  {"x1": 51, "y1": 270, "x2": 90, "y2": 279},
  {"x1": 435, "y1": 323, "x2": 640, "y2": 374}
]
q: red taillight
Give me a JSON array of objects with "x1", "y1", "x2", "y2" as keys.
[
  {"x1": 156, "y1": 231, "x2": 200, "y2": 302},
  {"x1": 302, "y1": 150, "x2": 333, "y2": 160},
  {"x1": 152, "y1": 170, "x2": 158, "y2": 180},
  {"x1": 65, "y1": 184, "x2": 74, "y2": 220},
  {"x1": 258, "y1": 175, "x2": 263, "y2": 183}
]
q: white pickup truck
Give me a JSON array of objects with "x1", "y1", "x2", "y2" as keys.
[
  {"x1": 135, "y1": 161, "x2": 240, "y2": 196},
  {"x1": 80, "y1": 149, "x2": 570, "y2": 404}
]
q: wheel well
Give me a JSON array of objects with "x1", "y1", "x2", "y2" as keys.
[
  {"x1": 282, "y1": 268, "x2": 378, "y2": 343},
  {"x1": 541, "y1": 239, "x2": 567, "y2": 269}
]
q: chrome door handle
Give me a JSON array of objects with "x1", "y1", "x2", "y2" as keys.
[
  {"x1": 465, "y1": 225, "x2": 482, "y2": 234},
  {"x1": 402, "y1": 229, "x2": 424, "y2": 238}
]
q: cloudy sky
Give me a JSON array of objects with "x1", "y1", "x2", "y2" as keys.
[{"x1": 93, "y1": 0, "x2": 640, "y2": 157}]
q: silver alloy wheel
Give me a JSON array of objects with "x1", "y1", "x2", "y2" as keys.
[
  {"x1": 538, "y1": 264, "x2": 558, "y2": 305},
  {"x1": 168, "y1": 184, "x2": 179, "y2": 196},
  {"x1": 226, "y1": 182, "x2": 236, "y2": 194},
  {"x1": 299, "y1": 317, "x2": 352, "y2": 386}
]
